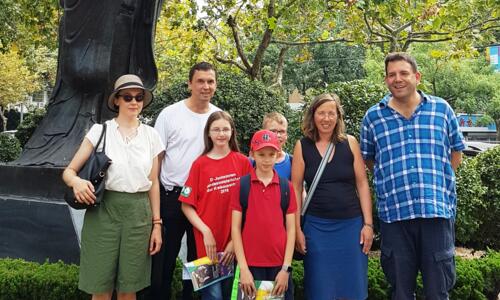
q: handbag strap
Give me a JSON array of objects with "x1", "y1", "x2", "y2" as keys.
[
  {"x1": 94, "y1": 123, "x2": 107, "y2": 153},
  {"x1": 300, "y1": 141, "x2": 334, "y2": 216}
]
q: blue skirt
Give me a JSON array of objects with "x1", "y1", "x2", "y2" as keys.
[{"x1": 303, "y1": 215, "x2": 368, "y2": 300}]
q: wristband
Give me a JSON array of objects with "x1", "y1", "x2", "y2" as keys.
[{"x1": 153, "y1": 218, "x2": 163, "y2": 225}]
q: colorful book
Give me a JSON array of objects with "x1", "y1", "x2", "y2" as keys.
[
  {"x1": 235, "y1": 280, "x2": 284, "y2": 300},
  {"x1": 184, "y1": 252, "x2": 234, "y2": 291}
]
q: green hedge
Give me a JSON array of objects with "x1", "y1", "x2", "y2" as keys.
[
  {"x1": 15, "y1": 108, "x2": 46, "y2": 148},
  {"x1": 471, "y1": 146, "x2": 500, "y2": 249},
  {"x1": 0, "y1": 259, "x2": 87, "y2": 300},
  {"x1": 0, "y1": 134, "x2": 21, "y2": 162},
  {"x1": 455, "y1": 157, "x2": 487, "y2": 245},
  {"x1": 1, "y1": 251, "x2": 499, "y2": 300}
]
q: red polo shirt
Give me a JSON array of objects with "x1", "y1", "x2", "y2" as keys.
[{"x1": 231, "y1": 169, "x2": 297, "y2": 267}]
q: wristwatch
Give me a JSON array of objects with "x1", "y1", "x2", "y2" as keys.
[{"x1": 281, "y1": 264, "x2": 292, "y2": 273}]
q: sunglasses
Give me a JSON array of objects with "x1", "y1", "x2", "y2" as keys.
[{"x1": 118, "y1": 94, "x2": 145, "y2": 102}]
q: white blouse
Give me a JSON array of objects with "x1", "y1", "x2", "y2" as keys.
[{"x1": 85, "y1": 119, "x2": 164, "y2": 193}]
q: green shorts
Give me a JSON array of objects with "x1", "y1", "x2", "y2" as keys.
[{"x1": 79, "y1": 190, "x2": 152, "y2": 294}]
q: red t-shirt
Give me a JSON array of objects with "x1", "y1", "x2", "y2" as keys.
[
  {"x1": 231, "y1": 169, "x2": 297, "y2": 267},
  {"x1": 179, "y1": 151, "x2": 252, "y2": 258}
]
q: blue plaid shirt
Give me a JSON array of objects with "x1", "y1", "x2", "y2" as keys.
[{"x1": 360, "y1": 91, "x2": 465, "y2": 223}]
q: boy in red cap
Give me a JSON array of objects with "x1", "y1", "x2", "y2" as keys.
[{"x1": 231, "y1": 130, "x2": 297, "y2": 299}]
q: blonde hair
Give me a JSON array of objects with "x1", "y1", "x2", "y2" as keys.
[
  {"x1": 262, "y1": 112, "x2": 288, "y2": 129},
  {"x1": 302, "y1": 93, "x2": 346, "y2": 143}
]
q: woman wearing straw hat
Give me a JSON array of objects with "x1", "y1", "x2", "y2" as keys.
[{"x1": 63, "y1": 74, "x2": 164, "y2": 300}]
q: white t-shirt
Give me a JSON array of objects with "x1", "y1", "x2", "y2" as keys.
[
  {"x1": 154, "y1": 99, "x2": 221, "y2": 187},
  {"x1": 85, "y1": 119, "x2": 165, "y2": 193}
]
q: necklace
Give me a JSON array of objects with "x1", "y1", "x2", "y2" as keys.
[{"x1": 118, "y1": 126, "x2": 138, "y2": 144}]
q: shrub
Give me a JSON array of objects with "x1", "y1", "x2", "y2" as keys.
[
  {"x1": 455, "y1": 157, "x2": 487, "y2": 245},
  {"x1": 291, "y1": 260, "x2": 305, "y2": 299},
  {"x1": 1, "y1": 253, "x2": 499, "y2": 299},
  {"x1": 0, "y1": 134, "x2": 21, "y2": 162},
  {"x1": 367, "y1": 258, "x2": 390, "y2": 299},
  {"x1": 452, "y1": 258, "x2": 487, "y2": 300},
  {"x1": 0, "y1": 259, "x2": 87, "y2": 300},
  {"x1": 15, "y1": 108, "x2": 46, "y2": 147},
  {"x1": 143, "y1": 72, "x2": 288, "y2": 154},
  {"x1": 472, "y1": 147, "x2": 500, "y2": 249}
]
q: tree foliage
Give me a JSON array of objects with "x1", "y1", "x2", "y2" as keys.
[
  {"x1": 202, "y1": 0, "x2": 340, "y2": 82},
  {"x1": 154, "y1": 0, "x2": 218, "y2": 92},
  {"x1": 335, "y1": 0, "x2": 500, "y2": 53},
  {"x1": 277, "y1": 43, "x2": 366, "y2": 93},
  {"x1": 0, "y1": 48, "x2": 39, "y2": 131},
  {"x1": 0, "y1": 0, "x2": 59, "y2": 52}
]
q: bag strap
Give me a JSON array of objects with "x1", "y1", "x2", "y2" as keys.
[
  {"x1": 239, "y1": 174, "x2": 251, "y2": 230},
  {"x1": 95, "y1": 123, "x2": 107, "y2": 153},
  {"x1": 279, "y1": 176, "x2": 290, "y2": 227},
  {"x1": 300, "y1": 142, "x2": 334, "y2": 216}
]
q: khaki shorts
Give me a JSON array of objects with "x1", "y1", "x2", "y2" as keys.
[{"x1": 79, "y1": 190, "x2": 152, "y2": 294}]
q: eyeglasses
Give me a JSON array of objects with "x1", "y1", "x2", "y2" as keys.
[
  {"x1": 210, "y1": 128, "x2": 232, "y2": 134},
  {"x1": 315, "y1": 111, "x2": 337, "y2": 119},
  {"x1": 118, "y1": 94, "x2": 145, "y2": 102},
  {"x1": 269, "y1": 129, "x2": 287, "y2": 135}
]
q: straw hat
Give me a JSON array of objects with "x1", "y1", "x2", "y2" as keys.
[{"x1": 107, "y1": 74, "x2": 153, "y2": 112}]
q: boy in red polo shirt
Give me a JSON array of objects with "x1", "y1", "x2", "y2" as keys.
[{"x1": 231, "y1": 130, "x2": 297, "y2": 299}]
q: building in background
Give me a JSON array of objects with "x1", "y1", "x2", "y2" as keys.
[{"x1": 457, "y1": 113, "x2": 497, "y2": 141}]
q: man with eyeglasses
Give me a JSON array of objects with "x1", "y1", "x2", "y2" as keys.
[{"x1": 151, "y1": 62, "x2": 221, "y2": 300}]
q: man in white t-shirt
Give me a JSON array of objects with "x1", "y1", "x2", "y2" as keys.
[{"x1": 150, "y1": 62, "x2": 221, "y2": 300}]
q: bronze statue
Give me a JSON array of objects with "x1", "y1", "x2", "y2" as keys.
[{"x1": 16, "y1": 0, "x2": 163, "y2": 166}]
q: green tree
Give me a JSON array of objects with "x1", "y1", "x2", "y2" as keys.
[
  {"x1": 0, "y1": 0, "x2": 59, "y2": 52},
  {"x1": 154, "y1": 0, "x2": 218, "y2": 92},
  {"x1": 336, "y1": 0, "x2": 500, "y2": 53},
  {"x1": 0, "y1": 48, "x2": 39, "y2": 131},
  {"x1": 485, "y1": 94, "x2": 500, "y2": 140},
  {"x1": 279, "y1": 43, "x2": 366, "y2": 93},
  {"x1": 202, "y1": 0, "x2": 342, "y2": 82}
]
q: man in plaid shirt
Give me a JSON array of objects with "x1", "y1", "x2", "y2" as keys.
[{"x1": 361, "y1": 52, "x2": 465, "y2": 300}]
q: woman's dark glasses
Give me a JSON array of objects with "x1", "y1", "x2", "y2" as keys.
[{"x1": 118, "y1": 94, "x2": 145, "y2": 102}]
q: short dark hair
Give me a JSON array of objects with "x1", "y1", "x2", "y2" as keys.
[
  {"x1": 385, "y1": 52, "x2": 418, "y2": 75},
  {"x1": 189, "y1": 62, "x2": 217, "y2": 82}
]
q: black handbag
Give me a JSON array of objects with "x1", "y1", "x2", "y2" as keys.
[
  {"x1": 293, "y1": 142, "x2": 334, "y2": 261},
  {"x1": 64, "y1": 123, "x2": 112, "y2": 210}
]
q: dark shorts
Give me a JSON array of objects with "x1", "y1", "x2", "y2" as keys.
[{"x1": 380, "y1": 218, "x2": 456, "y2": 300}]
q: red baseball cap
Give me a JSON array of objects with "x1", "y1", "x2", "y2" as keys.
[{"x1": 250, "y1": 130, "x2": 281, "y2": 152}]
